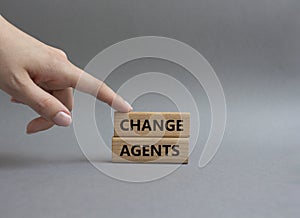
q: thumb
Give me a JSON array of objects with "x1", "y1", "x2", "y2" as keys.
[{"x1": 20, "y1": 80, "x2": 72, "y2": 127}]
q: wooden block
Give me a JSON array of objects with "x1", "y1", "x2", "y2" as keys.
[
  {"x1": 114, "y1": 112, "x2": 190, "y2": 138},
  {"x1": 112, "y1": 137, "x2": 189, "y2": 164}
]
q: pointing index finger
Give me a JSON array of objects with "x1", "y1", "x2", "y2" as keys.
[{"x1": 69, "y1": 65, "x2": 132, "y2": 112}]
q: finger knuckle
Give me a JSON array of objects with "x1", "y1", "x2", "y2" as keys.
[
  {"x1": 46, "y1": 53, "x2": 67, "y2": 73},
  {"x1": 57, "y1": 49, "x2": 68, "y2": 59},
  {"x1": 50, "y1": 48, "x2": 68, "y2": 60},
  {"x1": 35, "y1": 97, "x2": 53, "y2": 115},
  {"x1": 6, "y1": 72, "x2": 28, "y2": 92}
]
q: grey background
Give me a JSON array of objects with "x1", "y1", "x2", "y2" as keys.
[{"x1": 0, "y1": 0, "x2": 300, "y2": 217}]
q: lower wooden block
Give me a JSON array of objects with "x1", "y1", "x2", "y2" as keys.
[{"x1": 112, "y1": 137, "x2": 189, "y2": 164}]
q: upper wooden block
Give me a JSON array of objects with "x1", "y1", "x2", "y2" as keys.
[{"x1": 114, "y1": 112, "x2": 190, "y2": 138}]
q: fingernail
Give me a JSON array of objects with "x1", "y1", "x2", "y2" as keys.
[
  {"x1": 125, "y1": 101, "x2": 133, "y2": 111},
  {"x1": 53, "y1": 111, "x2": 72, "y2": 126}
]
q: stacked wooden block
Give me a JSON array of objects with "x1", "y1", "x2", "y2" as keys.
[{"x1": 112, "y1": 112, "x2": 190, "y2": 164}]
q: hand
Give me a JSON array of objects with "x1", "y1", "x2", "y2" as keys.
[{"x1": 0, "y1": 16, "x2": 132, "y2": 134}]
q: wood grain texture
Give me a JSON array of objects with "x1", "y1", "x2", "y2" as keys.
[
  {"x1": 112, "y1": 137, "x2": 189, "y2": 164},
  {"x1": 114, "y1": 112, "x2": 190, "y2": 138}
]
